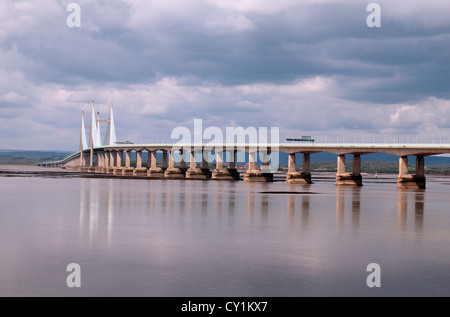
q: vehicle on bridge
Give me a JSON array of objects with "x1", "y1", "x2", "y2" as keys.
[{"x1": 285, "y1": 136, "x2": 315, "y2": 143}]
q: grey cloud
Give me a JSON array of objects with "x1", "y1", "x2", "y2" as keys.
[{"x1": 0, "y1": 0, "x2": 449, "y2": 150}]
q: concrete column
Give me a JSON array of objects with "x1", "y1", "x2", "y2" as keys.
[
  {"x1": 104, "y1": 151, "x2": 110, "y2": 168},
  {"x1": 147, "y1": 150, "x2": 152, "y2": 168},
  {"x1": 100, "y1": 152, "x2": 106, "y2": 172},
  {"x1": 286, "y1": 153, "x2": 311, "y2": 184},
  {"x1": 147, "y1": 150, "x2": 164, "y2": 178},
  {"x1": 162, "y1": 151, "x2": 168, "y2": 169},
  {"x1": 190, "y1": 151, "x2": 196, "y2": 169},
  {"x1": 216, "y1": 151, "x2": 223, "y2": 170},
  {"x1": 79, "y1": 151, "x2": 84, "y2": 168},
  {"x1": 244, "y1": 150, "x2": 272, "y2": 182},
  {"x1": 261, "y1": 151, "x2": 270, "y2": 172},
  {"x1": 113, "y1": 150, "x2": 123, "y2": 175},
  {"x1": 399, "y1": 156, "x2": 408, "y2": 176},
  {"x1": 186, "y1": 150, "x2": 212, "y2": 179},
  {"x1": 397, "y1": 155, "x2": 425, "y2": 189},
  {"x1": 202, "y1": 151, "x2": 209, "y2": 168},
  {"x1": 111, "y1": 151, "x2": 116, "y2": 167},
  {"x1": 416, "y1": 156, "x2": 425, "y2": 177},
  {"x1": 337, "y1": 155, "x2": 346, "y2": 175},
  {"x1": 303, "y1": 154, "x2": 310, "y2": 174},
  {"x1": 168, "y1": 151, "x2": 175, "y2": 168},
  {"x1": 229, "y1": 150, "x2": 236, "y2": 169},
  {"x1": 180, "y1": 150, "x2": 186, "y2": 169},
  {"x1": 336, "y1": 154, "x2": 362, "y2": 186},
  {"x1": 353, "y1": 154, "x2": 361, "y2": 176},
  {"x1": 97, "y1": 152, "x2": 102, "y2": 167},
  {"x1": 94, "y1": 152, "x2": 102, "y2": 173},
  {"x1": 151, "y1": 151, "x2": 157, "y2": 169},
  {"x1": 125, "y1": 151, "x2": 131, "y2": 168},
  {"x1": 136, "y1": 151, "x2": 142, "y2": 168},
  {"x1": 89, "y1": 148, "x2": 94, "y2": 168},
  {"x1": 288, "y1": 153, "x2": 296, "y2": 173},
  {"x1": 165, "y1": 150, "x2": 184, "y2": 179},
  {"x1": 116, "y1": 151, "x2": 123, "y2": 167},
  {"x1": 105, "y1": 151, "x2": 113, "y2": 174},
  {"x1": 122, "y1": 150, "x2": 134, "y2": 175},
  {"x1": 85, "y1": 153, "x2": 90, "y2": 167},
  {"x1": 212, "y1": 150, "x2": 236, "y2": 180},
  {"x1": 248, "y1": 151, "x2": 256, "y2": 170},
  {"x1": 88, "y1": 148, "x2": 96, "y2": 172},
  {"x1": 134, "y1": 150, "x2": 147, "y2": 175}
]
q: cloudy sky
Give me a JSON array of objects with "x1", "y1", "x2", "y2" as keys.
[{"x1": 0, "y1": 0, "x2": 449, "y2": 151}]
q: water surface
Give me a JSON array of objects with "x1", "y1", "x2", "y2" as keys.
[{"x1": 1, "y1": 166, "x2": 450, "y2": 296}]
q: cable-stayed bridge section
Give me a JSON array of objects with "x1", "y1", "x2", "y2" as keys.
[{"x1": 57, "y1": 104, "x2": 450, "y2": 189}]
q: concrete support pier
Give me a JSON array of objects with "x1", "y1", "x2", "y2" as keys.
[
  {"x1": 335, "y1": 154, "x2": 362, "y2": 186},
  {"x1": 122, "y1": 150, "x2": 134, "y2": 175},
  {"x1": 164, "y1": 150, "x2": 184, "y2": 179},
  {"x1": 244, "y1": 151, "x2": 273, "y2": 182},
  {"x1": 179, "y1": 150, "x2": 188, "y2": 174},
  {"x1": 88, "y1": 154, "x2": 96, "y2": 173},
  {"x1": 107, "y1": 151, "x2": 116, "y2": 174},
  {"x1": 226, "y1": 150, "x2": 240, "y2": 180},
  {"x1": 186, "y1": 151, "x2": 211, "y2": 179},
  {"x1": 201, "y1": 151, "x2": 213, "y2": 178},
  {"x1": 147, "y1": 150, "x2": 164, "y2": 178},
  {"x1": 113, "y1": 150, "x2": 124, "y2": 175},
  {"x1": 286, "y1": 153, "x2": 312, "y2": 184},
  {"x1": 162, "y1": 150, "x2": 168, "y2": 171},
  {"x1": 95, "y1": 152, "x2": 104, "y2": 173},
  {"x1": 103, "y1": 151, "x2": 111, "y2": 173},
  {"x1": 397, "y1": 156, "x2": 426, "y2": 189},
  {"x1": 212, "y1": 151, "x2": 238, "y2": 180},
  {"x1": 133, "y1": 150, "x2": 148, "y2": 176}
]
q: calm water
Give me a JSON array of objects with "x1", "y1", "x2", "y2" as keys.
[{"x1": 1, "y1": 165, "x2": 450, "y2": 297}]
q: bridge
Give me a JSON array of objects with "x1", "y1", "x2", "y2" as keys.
[{"x1": 56, "y1": 102, "x2": 450, "y2": 189}]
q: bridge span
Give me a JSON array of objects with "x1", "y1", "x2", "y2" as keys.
[
  {"x1": 51, "y1": 103, "x2": 450, "y2": 189},
  {"x1": 60, "y1": 142, "x2": 450, "y2": 189}
]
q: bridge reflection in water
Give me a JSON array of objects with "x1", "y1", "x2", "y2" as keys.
[{"x1": 76, "y1": 178, "x2": 426, "y2": 249}]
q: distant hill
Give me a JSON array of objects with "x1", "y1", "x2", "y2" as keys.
[
  {"x1": 277, "y1": 152, "x2": 450, "y2": 165},
  {"x1": 0, "y1": 150, "x2": 73, "y2": 165}
]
